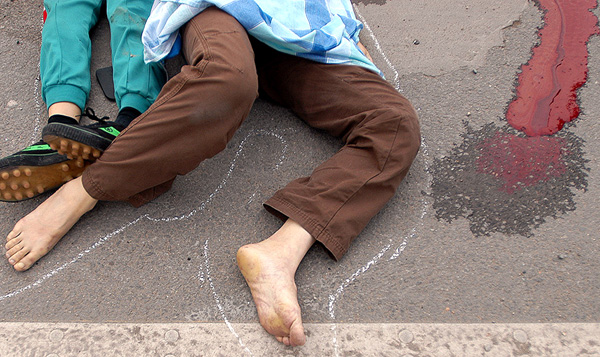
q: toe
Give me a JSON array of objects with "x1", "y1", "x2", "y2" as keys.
[
  {"x1": 6, "y1": 244, "x2": 28, "y2": 265},
  {"x1": 7, "y1": 228, "x2": 22, "y2": 241},
  {"x1": 289, "y1": 319, "x2": 306, "y2": 346},
  {"x1": 5, "y1": 235, "x2": 22, "y2": 250},
  {"x1": 14, "y1": 261, "x2": 30, "y2": 271},
  {"x1": 13, "y1": 252, "x2": 43, "y2": 271}
]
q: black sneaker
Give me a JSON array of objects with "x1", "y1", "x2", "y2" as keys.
[
  {"x1": 42, "y1": 108, "x2": 126, "y2": 162},
  {"x1": 0, "y1": 141, "x2": 88, "y2": 202}
]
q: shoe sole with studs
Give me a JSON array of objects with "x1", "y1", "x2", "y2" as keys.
[
  {"x1": 0, "y1": 159, "x2": 89, "y2": 202},
  {"x1": 44, "y1": 136, "x2": 103, "y2": 162}
]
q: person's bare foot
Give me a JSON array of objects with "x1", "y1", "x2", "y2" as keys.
[
  {"x1": 237, "y1": 219, "x2": 315, "y2": 346},
  {"x1": 5, "y1": 176, "x2": 97, "y2": 271}
]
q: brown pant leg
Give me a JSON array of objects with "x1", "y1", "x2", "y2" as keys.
[
  {"x1": 82, "y1": 8, "x2": 259, "y2": 207},
  {"x1": 256, "y1": 44, "x2": 421, "y2": 260}
]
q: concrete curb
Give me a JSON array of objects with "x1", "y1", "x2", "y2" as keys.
[{"x1": 1, "y1": 322, "x2": 598, "y2": 356}]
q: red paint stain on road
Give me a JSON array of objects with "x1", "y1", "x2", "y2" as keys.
[
  {"x1": 506, "y1": 0, "x2": 599, "y2": 137},
  {"x1": 476, "y1": 133, "x2": 567, "y2": 194},
  {"x1": 476, "y1": 0, "x2": 598, "y2": 196}
]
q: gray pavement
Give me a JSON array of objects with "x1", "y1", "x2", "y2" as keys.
[
  {"x1": 2, "y1": 322, "x2": 600, "y2": 356},
  {"x1": 1, "y1": 0, "x2": 599, "y2": 355}
]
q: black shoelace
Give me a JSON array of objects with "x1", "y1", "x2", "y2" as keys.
[{"x1": 78, "y1": 107, "x2": 110, "y2": 123}]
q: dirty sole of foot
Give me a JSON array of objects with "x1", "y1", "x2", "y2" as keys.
[{"x1": 0, "y1": 160, "x2": 88, "y2": 202}]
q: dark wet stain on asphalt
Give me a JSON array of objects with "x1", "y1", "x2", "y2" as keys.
[{"x1": 430, "y1": 123, "x2": 589, "y2": 237}]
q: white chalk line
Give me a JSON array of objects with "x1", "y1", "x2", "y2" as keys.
[
  {"x1": 1, "y1": 128, "x2": 288, "y2": 355},
  {"x1": 329, "y1": 7, "x2": 433, "y2": 356},
  {"x1": 30, "y1": 63, "x2": 43, "y2": 145},
  {"x1": 246, "y1": 192, "x2": 258, "y2": 205},
  {"x1": 4, "y1": 15, "x2": 285, "y2": 355},
  {"x1": 353, "y1": 4, "x2": 400, "y2": 90},
  {"x1": 195, "y1": 130, "x2": 287, "y2": 356},
  {"x1": 0, "y1": 216, "x2": 143, "y2": 302},
  {"x1": 1, "y1": 133, "x2": 283, "y2": 278},
  {"x1": 329, "y1": 242, "x2": 391, "y2": 356},
  {"x1": 5, "y1": 7, "x2": 432, "y2": 355},
  {"x1": 389, "y1": 140, "x2": 433, "y2": 261},
  {"x1": 27, "y1": 18, "x2": 44, "y2": 145},
  {"x1": 203, "y1": 239, "x2": 254, "y2": 356},
  {"x1": 144, "y1": 129, "x2": 287, "y2": 225}
]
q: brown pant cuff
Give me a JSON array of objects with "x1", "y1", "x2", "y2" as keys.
[
  {"x1": 81, "y1": 168, "x2": 109, "y2": 202},
  {"x1": 82, "y1": 168, "x2": 174, "y2": 208},
  {"x1": 264, "y1": 195, "x2": 347, "y2": 261}
]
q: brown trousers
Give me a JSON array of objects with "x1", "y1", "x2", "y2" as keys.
[{"x1": 82, "y1": 8, "x2": 421, "y2": 260}]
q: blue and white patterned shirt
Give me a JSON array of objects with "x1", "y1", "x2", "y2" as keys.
[{"x1": 142, "y1": 0, "x2": 382, "y2": 75}]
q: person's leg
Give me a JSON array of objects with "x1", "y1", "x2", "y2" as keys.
[
  {"x1": 48, "y1": 102, "x2": 82, "y2": 120},
  {"x1": 237, "y1": 42, "x2": 420, "y2": 346},
  {"x1": 237, "y1": 219, "x2": 315, "y2": 346},
  {"x1": 257, "y1": 44, "x2": 421, "y2": 260},
  {"x1": 5, "y1": 8, "x2": 258, "y2": 271},
  {"x1": 82, "y1": 7, "x2": 258, "y2": 206},
  {"x1": 5, "y1": 177, "x2": 96, "y2": 271},
  {"x1": 42, "y1": 0, "x2": 166, "y2": 161},
  {"x1": 41, "y1": 0, "x2": 103, "y2": 116},
  {"x1": 0, "y1": 0, "x2": 102, "y2": 202},
  {"x1": 106, "y1": 0, "x2": 166, "y2": 121}
]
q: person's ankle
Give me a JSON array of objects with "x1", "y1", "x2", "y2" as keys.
[
  {"x1": 62, "y1": 177, "x2": 98, "y2": 212},
  {"x1": 47, "y1": 114, "x2": 79, "y2": 125},
  {"x1": 48, "y1": 102, "x2": 81, "y2": 120},
  {"x1": 115, "y1": 107, "x2": 141, "y2": 127}
]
